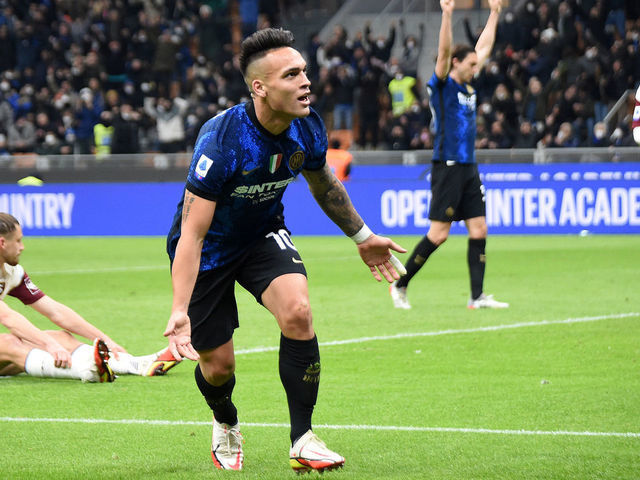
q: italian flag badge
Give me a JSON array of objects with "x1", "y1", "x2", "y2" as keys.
[{"x1": 269, "y1": 153, "x2": 283, "y2": 173}]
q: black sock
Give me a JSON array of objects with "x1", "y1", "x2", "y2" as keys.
[
  {"x1": 194, "y1": 364, "x2": 238, "y2": 426},
  {"x1": 468, "y1": 238, "x2": 486, "y2": 300},
  {"x1": 396, "y1": 235, "x2": 439, "y2": 288},
  {"x1": 279, "y1": 334, "x2": 320, "y2": 445}
]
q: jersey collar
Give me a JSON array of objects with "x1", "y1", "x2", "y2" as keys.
[{"x1": 245, "y1": 100, "x2": 291, "y2": 140}]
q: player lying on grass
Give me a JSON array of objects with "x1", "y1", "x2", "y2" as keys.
[{"x1": 0, "y1": 212, "x2": 180, "y2": 382}]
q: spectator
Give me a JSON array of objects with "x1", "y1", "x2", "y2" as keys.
[
  {"x1": 93, "y1": 110, "x2": 114, "y2": 159},
  {"x1": 398, "y1": 18, "x2": 424, "y2": 80},
  {"x1": 488, "y1": 120, "x2": 513, "y2": 149},
  {"x1": 550, "y1": 122, "x2": 579, "y2": 148},
  {"x1": 8, "y1": 115, "x2": 36, "y2": 153},
  {"x1": 0, "y1": 24, "x2": 16, "y2": 72},
  {"x1": 197, "y1": 4, "x2": 230, "y2": 66},
  {"x1": 74, "y1": 87, "x2": 101, "y2": 154},
  {"x1": 364, "y1": 21, "x2": 396, "y2": 64},
  {"x1": 354, "y1": 49, "x2": 384, "y2": 149},
  {"x1": 589, "y1": 121, "x2": 611, "y2": 147},
  {"x1": 111, "y1": 103, "x2": 141, "y2": 154},
  {"x1": 323, "y1": 25, "x2": 353, "y2": 66},
  {"x1": 153, "y1": 29, "x2": 181, "y2": 97},
  {"x1": 388, "y1": 64, "x2": 420, "y2": 117},
  {"x1": 513, "y1": 120, "x2": 539, "y2": 148},
  {"x1": 330, "y1": 64, "x2": 356, "y2": 131},
  {"x1": 144, "y1": 96, "x2": 188, "y2": 153},
  {"x1": 309, "y1": 66, "x2": 333, "y2": 128},
  {"x1": 103, "y1": 39, "x2": 127, "y2": 92}
]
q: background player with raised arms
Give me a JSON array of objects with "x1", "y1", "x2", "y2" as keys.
[
  {"x1": 390, "y1": 0, "x2": 509, "y2": 310},
  {"x1": 164, "y1": 28, "x2": 406, "y2": 473}
]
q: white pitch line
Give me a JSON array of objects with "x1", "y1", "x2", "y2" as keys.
[
  {"x1": 30, "y1": 265, "x2": 167, "y2": 275},
  {"x1": 0, "y1": 417, "x2": 638, "y2": 438},
  {"x1": 235, "y1": 312, "x2": 640, "y2": 355}
]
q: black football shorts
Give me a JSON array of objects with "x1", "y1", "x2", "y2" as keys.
[
  {"x1": 188, "y1": 228, "x2": 307, "y2": 351},
  {"x1": 428, "y1": 162, "x2": 486, "y2": 222}
]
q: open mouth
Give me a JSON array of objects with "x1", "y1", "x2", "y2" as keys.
[{"x1": 298, "y1": 94, "x2": 310, "y2": 105}]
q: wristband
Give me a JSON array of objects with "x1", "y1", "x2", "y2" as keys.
[{"x1": 350, "y1": 224, "x2": 374, "y2": 244}]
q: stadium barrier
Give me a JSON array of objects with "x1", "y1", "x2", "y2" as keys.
[{"x1": 1, "y1": 158, "x2": 638, "y2": 236}]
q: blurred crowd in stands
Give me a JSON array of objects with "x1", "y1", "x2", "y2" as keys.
[{"x1": 0, "y1": 0, "x2": 638, "y2": 159}]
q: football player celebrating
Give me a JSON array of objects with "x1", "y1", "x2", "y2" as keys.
[{"x1": 164, "y1": 28, "x2": 406, "y2": 473}]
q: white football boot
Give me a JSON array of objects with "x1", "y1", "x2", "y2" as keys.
[
  {"x1": 389, "y1": 281, "x2": 411, "y2": 309},
  {"x1": 467, "y1": 293, "x2": 509, "y2": 309},
  {"x1": 289, "y1": 430, "x2": 344, "y2": 474},
  {"x1": 211, "y1": 419, "x2": 244, "y2": 470}
]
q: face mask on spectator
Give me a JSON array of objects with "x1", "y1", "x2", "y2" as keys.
[
  {"x1": 376, "y1": 40, "x2": 385, "y2": 48},
  {"x1": 0, "y1": 81, "x2": 9, "y2": 92},
  {"x1": 594, "y1": 126, "x2": 606, "y2": 139},
  {"x1": 45, "y1": 133, "x2": 56, "y2": 145},
  {"x1": 490, "y1": 65, "x2": 499, "y2": 75}
]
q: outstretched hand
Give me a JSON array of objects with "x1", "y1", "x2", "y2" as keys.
[
  {"x1": 356, "y1": 235, "x2": 407, "y2": 282},
  {"x1": 163, "y1": 311, "x2": 200, "y2": 362}
]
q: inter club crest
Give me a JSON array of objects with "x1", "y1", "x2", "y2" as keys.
[{"x1": 288, "y1": 151, "x2": 305, "y2": 170}]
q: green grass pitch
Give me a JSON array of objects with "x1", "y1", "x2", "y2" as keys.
[{"x1": 1, "y1": 234, "x2": 639, "y2": 479}]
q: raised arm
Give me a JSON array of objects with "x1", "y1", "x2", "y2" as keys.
[
  {"x1": 302, "y1": 163, "x2": 406, "y2": 282},
  {"x1": 164, "y1": 189, "x2": 214, "y2": 361},
  {"x1": 474, "y1": 0, "x2": 502, "y2": 69},
  {"x1": 434, "y1": 0, "x2": 455, "y2": 80}
]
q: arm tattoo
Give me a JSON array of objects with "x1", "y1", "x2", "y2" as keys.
[
  {"x1": 182, "y1": 191, "x2": 196, "y2": 224},
  {"x1": 306, "y1": 165, "x2": 364, "y2": 236}
]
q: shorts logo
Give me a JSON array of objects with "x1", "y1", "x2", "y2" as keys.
[
  {"x1": 288, "y1": 151, "x2": 305, "y2": 171},
  {"x1": 445, "y1": 206, "x2": 455, "y2": 217},
  {"x1": 269, "y1": 153, "x2": 283, "y2": 174},
  {"x1": 195, "y1": 154, "x2": 213, "y2": 179}
]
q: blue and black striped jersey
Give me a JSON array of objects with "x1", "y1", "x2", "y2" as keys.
[
  {"x1": 167, "y1": 101, "x2": 327, "y2": 270},
  {"x1": 427, "y1": 72, "x2": 477, "y2": 164}
]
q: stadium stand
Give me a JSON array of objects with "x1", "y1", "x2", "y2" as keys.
[{"x1": 0, "y1": 0, "x2": 638, "y2": 167}]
